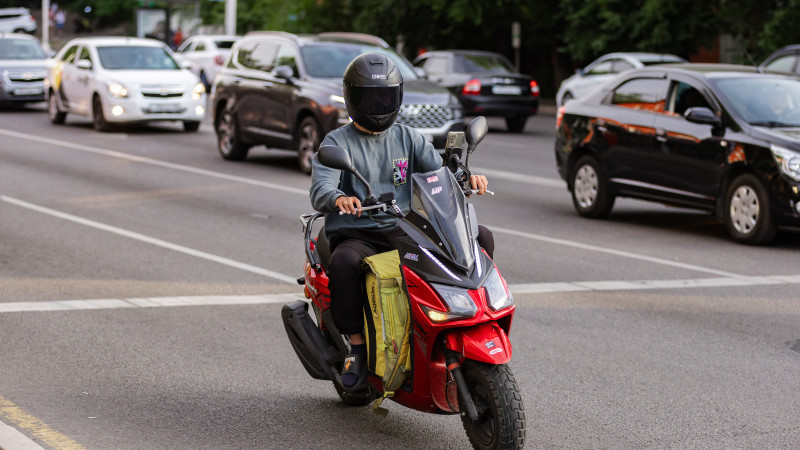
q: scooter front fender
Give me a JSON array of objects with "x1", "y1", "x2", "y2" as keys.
[{"x1": 442, "y1": 321, "x2": 512, "y2": 364}]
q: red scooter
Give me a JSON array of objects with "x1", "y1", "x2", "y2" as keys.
[{"x1": 282, "y1": 117, "x2": 525, "y2": 449}]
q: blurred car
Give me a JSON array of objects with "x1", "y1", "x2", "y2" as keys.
[
  {"x1": 413, "y1": 49, "x2": 539, "y2": 132},
  {"x1": 0, "y1": 33, "x2": 47, "y2": 106},
  {"x1": 555, "y1": 63, "x2": 800, "y2": 245},
  {"x1": 212, "y1": 31, "x2": 463, "y2": 173},
  {"x1": 45, "y1": 37, "x2": 206, "y2": 132},
  {"x1": 0, "y1": 8, "x2": 37, "y2": 34},
  {"x1": 175, "y1": 34, "x2": 239, "y2": 92},
  {"x1": 759, "y1": 44, "x2": 800, "y2": 74},
  {"x1": 556, "y1": 52, "x2": 686, "y2": 107}
]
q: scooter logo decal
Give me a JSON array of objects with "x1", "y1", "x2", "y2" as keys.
[
  {"x1": 393, "y1": 158, "x2": 408, "y2": 185},
  {"x1": 403, "y1": 252, "x2": 419, "y2": 261},
  {"x1": 431, "y1": 186, "x2": 443, "y2": 195},
  {"x1": 489, "y1": 348, "x2": 503, "y2": 355},
  {"x1": 427, "y1": 175, "x2": 439, "y2": 183},
  {"x1": 344, "y1": 356, "x2": 355, "y2": 371},
  {"x1": 485, "y1": 341, "x2": 496, "y2": 349}
]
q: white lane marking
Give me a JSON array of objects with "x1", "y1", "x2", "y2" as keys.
[
  {"x1": 0, "y1": 294, "x2": 303, "y2": 313},
  {"x1": 489, "y1": 225, "x2": 744, "y2": 278},
  {"x1": 1, "y1": 196, "x2": 298, "y2": 285},
  {"x1": 509, "y1": 274, "x2": 798, "y2": 294},
  {"x1": 473, "y1": 166, "x2": 565, "y2": 188},
  {"x1": 0, "y1": 128, "x2": 308, "y2": 196}
]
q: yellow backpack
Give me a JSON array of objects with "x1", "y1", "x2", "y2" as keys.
[{"x1": 362, "y1": 250, "x2": 412, "y2": 415}]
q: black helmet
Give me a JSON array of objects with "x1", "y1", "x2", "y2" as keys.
[{"x1": 343, "y1": 52, "x2": 403, "y2": 133}]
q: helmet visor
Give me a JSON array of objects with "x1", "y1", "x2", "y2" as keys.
[{"x1": 347, "y1": 85, "x2": 402, "y2": 115}]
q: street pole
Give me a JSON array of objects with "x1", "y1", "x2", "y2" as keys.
[
  {"x1": 41, "y1": 0, "x2": 51, "y2": 52},
  {"x1": 225, "y1": 0, "x2": 236, "y2": 36}
]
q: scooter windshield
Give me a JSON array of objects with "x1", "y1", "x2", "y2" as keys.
[{"x1": 407, "y1": 167, "x2": 475, "y2": 271}]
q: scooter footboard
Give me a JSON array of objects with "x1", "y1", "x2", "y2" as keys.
[{"x1": 281, "y1": 300, "x2": 337, "y2": 381}]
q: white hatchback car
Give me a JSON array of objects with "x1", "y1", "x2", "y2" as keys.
[
  {"x1": 46, "y1": 37, "x2": 206, "y2": 132},
  {"x1": 555, "y1": 52, "x2": 686, "y2": 107},
  {"x1": 0, "y1": 8, "x2": 37, "y2": 34},
  {"x1": 175, "y1": 35, "x2": 238, "y2": 92}
]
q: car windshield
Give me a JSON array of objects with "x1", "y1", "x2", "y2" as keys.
[
  {"x1": 299, "y1": 43, "x2": 417, "y2": 80},
  {"x1": 96, "y1": 46, "x2": 179, "y2": 70},
  {"x1": 713, "y1": 76, "x2": 800, "y2": 127},
  {"x1": 454, "y1": 54, "x2": 514, "y2": 73},
  {"x1": 0, "y1": 38, "x2": 47, "y2": 60}
]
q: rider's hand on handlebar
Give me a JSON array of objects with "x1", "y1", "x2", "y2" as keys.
[
  {"x1": 470, "y1": 175, "x2": 489, "y2": 195},
  {"x1": 336, "y1": 195, "x2": 362, "y2": 217}
]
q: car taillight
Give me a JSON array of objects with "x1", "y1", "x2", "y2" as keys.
[
  {"x1": 530, "y1": 80, "x2": 540, "y2": 97},
  {"x1": 214, "y1": 54, "x2": 225, "y2": 66},
  {"x1": 462, "y1": 79, "x2": 481, "y2": 95}
]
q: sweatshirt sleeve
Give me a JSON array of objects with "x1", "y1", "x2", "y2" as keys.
[
  {"x1": 309, "y1": 135, "x2": 346, "y2": 213},
  {"x1": 413, "y1": 129, "x2": 444, "y2": 172}
]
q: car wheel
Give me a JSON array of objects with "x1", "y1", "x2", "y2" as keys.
[
  {"x1": 48, "y1": 92, "x2": 66, "y2": 124},
  {"x1": 561, "y1": 92, "x2": 574, "y2": 105},
  {"x1": 183, "y1": 121, "x2": 200, "y2": 132},
  {"x1": 571, "y1": 155, "x2": 615, "y2": 218},
  {"x1": 92, "y1": 96, "x2": 110, "y2": 132},
  {"x1": 724, "y1": 173, "x2": 777, "y2": 245},
  {"x1": 296, "y1": 116, "x2": 321, "y2": 175},
  {"x1": 505, "y1": 115, "x2": 527, "y2": 133},
  {"x1": 216, "y1": 110, "x2": 249, "y2": 160},
  {"x1": 199, "y1": 71, "x2": 211, "y2": 93}
]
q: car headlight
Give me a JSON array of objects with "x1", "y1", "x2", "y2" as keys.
[
  {"x1": 770, "y1": 144, "x2": 800, "y2": 182},
  {"x1": 329, "y1": 94, "x2": 345, "y2": 104},
  {"x1": 484, "y1": 267, "x2": 514, "y2": 311},
  {"x1": 192, "y1": 82, "x2": 205, "y2": 100},
  {"x1": 107, "y1": 82, "x2": 128, "y2": 98},
  {"x1": 425, "y1": 283, "x2": 478, "y2": 323}
]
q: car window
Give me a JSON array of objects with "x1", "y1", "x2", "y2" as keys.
[
  {"x1": 177, "y1": 41, "x2": 193, "y2": 53},
  {"x1": 274, "y1": 45, "x2": 298, "y2": 77},
  {"x1": 238, "y1": 42, "x2": 278, "y2": 71},
  {"x1": 764, "y1": 54, "x2": 798, "y2": 73},
  {"x1": 453, "y1": 54, "x2": 514, "y2": 73},
  {"x1": 610, "y1": 78, "x2": 667, "y2": 113},
  {"x1": 611, "y1": 59, "x2": 634, "y2": 73},
  {"x1": 61, "y1": 45, "x2": 79, "y2": 64},
  {"x1": 667, "y1": 81, "x2": 712, "y2": 116},
  {"x1": 77, "y1": 46, "x2": 91, "y2": 64},
  {"x1": 299, "y1": 43, "x2": 417, "y2": 80},
  {"x1": 424, "y1": 57, "x2": 448, "y2": 75},
  {"x1": 195, "y1": 41, "x2": 206, "y2": 52},
  {"x1": 96, "y1": 46, "x2": 179, "y2": 70},
  {"x1": 214, "y1": 40, "x2": 236, "y2": 50},
  {"x1": 0, "y1": 37, "x2": 47, "y2": 60},
  {"x1": 586, "y1": 60, "x2": 613, "y2": 75}
]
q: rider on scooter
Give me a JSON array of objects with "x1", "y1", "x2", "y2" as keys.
[{"x1": 309, "y1": 52, "x2": 494, "y2": 388}]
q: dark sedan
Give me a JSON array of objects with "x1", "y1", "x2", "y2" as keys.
[
  {"x1": 413, "y1": 50, "x2": 539, "y2": 132},
  {"x1": 555, "y1": 64, "x2": 800, "y2": 244}
]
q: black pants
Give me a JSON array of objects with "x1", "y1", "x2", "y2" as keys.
[{"x1": 327, "y1": 226, "x2": 495, "y2": 335}]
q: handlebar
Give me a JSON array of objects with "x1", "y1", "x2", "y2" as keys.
[{"x1": 337, "y1": 190, "x2": 493, "y2": 215}]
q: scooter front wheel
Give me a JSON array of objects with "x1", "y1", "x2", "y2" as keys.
[{"x1": 459, "y1": 361, "x2": 525, "y2": 449}]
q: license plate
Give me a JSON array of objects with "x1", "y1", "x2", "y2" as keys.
[
  {"x1": 492, "y1": 85, "x2": 522, "y2": 95},
  {"x1": 13, "y1": 87, "x2": 43, "y2": 96},
  {"x1": 147, "y1": 103, "x2": 183, "y2": 113}
]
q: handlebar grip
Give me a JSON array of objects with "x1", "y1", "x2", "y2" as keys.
[
  {"x1": 338, "y1": 203, "x2": 387, "y2": 215},
  {"x1": 470, "y1": 189, "x2": 494, "y2": 196}
]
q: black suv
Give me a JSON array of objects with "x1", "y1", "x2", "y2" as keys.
[
  {"x1": 211, "y1": 31, "x2": 463, "y2": 173},
  {"x1": 556, "y1": 64, "x2": 800, "y2": 244}
]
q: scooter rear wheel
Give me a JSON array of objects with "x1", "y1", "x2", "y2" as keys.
[{"x1": 459, "y1": 361, "x2": 525, "y2": 449}]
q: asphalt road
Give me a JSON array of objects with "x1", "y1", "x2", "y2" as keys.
[{"x1": 1, "y1": 104, "x2": 799, "y2": 449}]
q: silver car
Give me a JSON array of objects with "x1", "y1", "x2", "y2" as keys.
[
  {"x1": 0, "y1": 33, "x2": 47, "y2": 106},
  {"x1": 556, "y1": 52, "x2": 685, "y2": 107}
]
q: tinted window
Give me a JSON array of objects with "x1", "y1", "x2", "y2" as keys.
[
  {"x1": 611, "y1": 78, "x2": 667, "y2": 112},
  {"x1": 61, "y1": 45, "x2": 79, "y2": 64},
  {"x1": 0, "y1": 37, "x2": 47, "y2": 60},
  {"x1": 424, "y1": 57, "x2": 447, "y2": 74},
  {"x1": 214, "y1": 40, "x2": 236, "y2": 50},
  {"x1": 299, "y1": 43, "x2": 417, "y2": 79},
  {"x1": 453, "y1": 54, "x2": 514, "y2": 73},
  {"x1": 764, "y1": 55, "x2": 798, "y2": 73},
  {"x1": 668, "y1": 81, "x2": 711, "y2": 116},
  {"x1": 96, "y1": 46, "x2": 179, "y2": 70},
  {"x1": 239, "y1": 42, "x2": 278, "y2": 71}
]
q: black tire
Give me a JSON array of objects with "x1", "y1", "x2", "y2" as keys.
[
  {"x1": 48, "y1": 92, "x2": 66, "y2": 124},
  {"x1": 216, "y1": 109, "x2": 249, "y2": 160},
  {"x1": 724, "y1": 173, "x2": 777, "y2": 245},
  {"x1": 183, "y1": 121, "x2": 201, "y2": 132},
  {"x1": 92, "y1": 95, "x2": 110, "y2": 132},
  {"x1": 296, "y1": 116, "x2": 321, "y2": 174},
  {"x1": 459, "y1": 361, "x2": 525, "y2": 450},
  {"x1": 570, "y1": 155, "x2": 615, "y2": 218},
  {"x1": 505, "y1": 116, "x2": 527, "y2": 133}
]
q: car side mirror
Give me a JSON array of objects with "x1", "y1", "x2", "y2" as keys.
[
  {"x1": 413, "y1": 67, "x2": 428, "y2": 80},
  {"x1": 273, "y1": 65, "x2": 294, "y2": 81},
  {"x1": 77, "y1": 59, "x2": 92, "y2": 70},
  {"x1": 685, "y1": 107, "x2": 722, "y2": 127}
]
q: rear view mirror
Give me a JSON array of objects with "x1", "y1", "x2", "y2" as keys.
[
  {"x1": 77, "y1": 59, "x2": 92, "y2": 70},
  {"x1": 318, "y1": 145, "x2": 354, "y2": 172},
  {"x1": 685, "y1": 107, "x2": 722, "y2": 127},
  {"x1": 273, "y1": 65, "x2": 294, "y2": 81},
  {"x1": 465, "y1": 116, "x2": 488, "y2": 148}
]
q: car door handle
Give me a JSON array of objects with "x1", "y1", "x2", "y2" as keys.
[
  {"x1": 597, "y1": 125, "x2": 607, "y2": 133},
  {"x1": 263, "y1": 82, "x2": 273, "y2": 88},
  {"x1": 656, "y1": 128, "x2": 668, "y2": 142}
]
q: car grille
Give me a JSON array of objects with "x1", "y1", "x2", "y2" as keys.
[
  {"x1": 6, "y1": 70, "x2": 46, "y2": 82},
  {"x1": 397, "y1": 104, "x2": 455, "y2": 129},
  {"x1": 141, "y1": 85, "x2": 184, "y2": 98}
]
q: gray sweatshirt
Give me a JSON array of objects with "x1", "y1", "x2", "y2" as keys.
[{"x1": 310, "y1": 123, "x2": 443, "y2": 235}]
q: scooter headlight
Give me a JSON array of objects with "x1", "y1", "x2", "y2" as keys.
[
  {"x1": 425, "y1": 283, "x2": 478, "y2": 323},
  {"x1": 485, "y1": 267, "x2": 514, "y2": 311}
]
